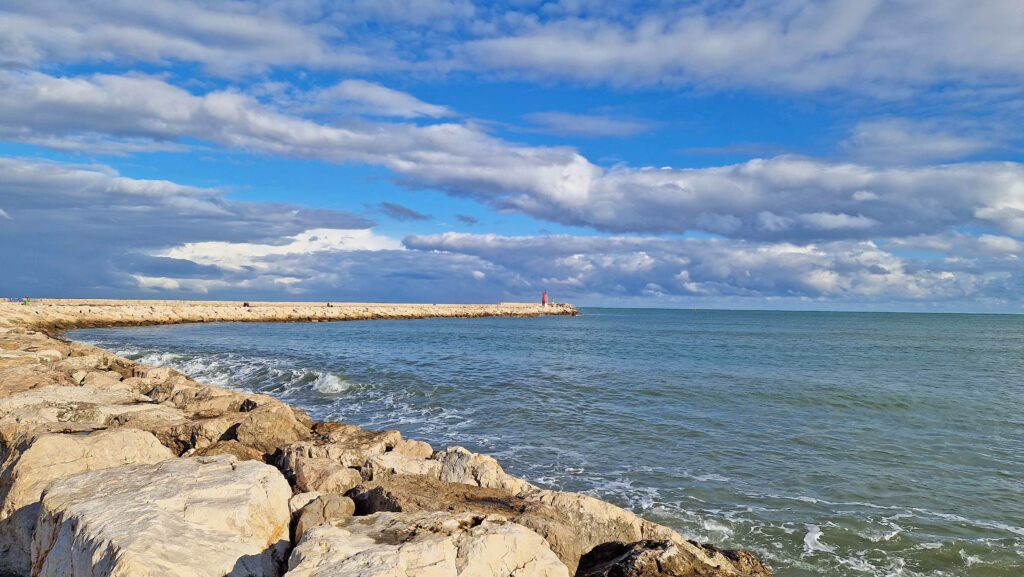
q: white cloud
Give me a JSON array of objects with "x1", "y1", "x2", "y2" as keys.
[
  {"x1": 315, "y1": 80, "x2": 453, "y2": 118},
  {"x1": 5, "y1": 71, "x2": 1024, "y2": 245},
  {"x1": 842, "y1": 119, "x2": 993, "y2": 164},
  {"x1": 404, "y1": 232, "x2": 1010, "y2": 302},
  {"x1": 157, "y1": 228, "x2": 403, "y2": 271},
  {"x1": 0, "y1": 0, "x2": 386, "y2": 76},
  {"x1": 463, "y1": 1, "x2": 1024, "y2": 93},
  {"x1": 0, "y1": 208, "x2": 10, "y2": 220}
]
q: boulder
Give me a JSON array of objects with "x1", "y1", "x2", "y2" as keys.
[
  {"x1": 576, "y1": 541, "x2": 772, "y2": 577},
  {"x1": 363, "y1": 450, "x2": 442, "y2": 480},
  {"x1": 294, "y1": 494, "x2": 355, "y2": 541},
  {"x1": 285, "y1": 511, "x2": 568, "y2": 577},
  {"x1": 290, "y1": 492, "x2": 322, "y2": 516},
  {"x1": 347, "y1": 475, "x2": 580, "y2": 572},
  {"x1": 392, "y1": 438, "x2": 434, "y2": 459},
  {"x1": 0, "y1": 365, "x2": 76, "y2": 398},
  {"x1": 0, "y1": 386, "x2": 178, "y2": 459},
  {"x1": 274, "y1": 423, "x2": 401, "y2": 481},
  {"x1": 233, "y1": 405, "x2": 312, "y2": 455},
  {"x1": 81, "y1": 370, "x2": 122, "y2": 387},
  {"x1": 294, "y1": 456, "x2": 362, "y2": 494},
  {"x1": 0, "y1": 429, "x2": 173, "y2": 575},
  {"x1": 31, "y1": 455, "x2": 291, "y2": 577},
  {"x1": 195, "y1": 439, "x2": 266, "y2": 462},
  {"x1": 435, "y1": 446, "x2": 536, "y2": 495},
  {"x1": 346, "y1": 475, "x2": 767, "y2": 576}
]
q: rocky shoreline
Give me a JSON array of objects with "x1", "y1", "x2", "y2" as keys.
[{"x1": 0, "y1": 300, "x2": 770, "y2": 577}]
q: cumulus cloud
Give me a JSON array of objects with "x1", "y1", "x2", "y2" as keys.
[
  {"x1": 4, "y1": 71, "x2": 1024, "y2": 245},
  {"x1": 3, "y1": 155, "x2": 1020, "y2": 306},
  {"x1": 405, "y1": 232, "x2": 1020, "y2": 303}
]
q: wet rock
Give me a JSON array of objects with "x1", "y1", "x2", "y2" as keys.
[
  {"x1": 286, "y1": 511, "x2": 568, "y2": 577},
  {"x1": 31, "y1": 455, "x2": 291, "y2": 577}
]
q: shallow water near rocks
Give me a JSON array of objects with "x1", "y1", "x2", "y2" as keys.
[{"x1": 72, "y1": 308, "x2": 1024, "y2": 576}]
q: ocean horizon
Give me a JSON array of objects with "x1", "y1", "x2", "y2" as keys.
[{"x1": 72, "y1": 308, "x2": 1024, "y2": 577}]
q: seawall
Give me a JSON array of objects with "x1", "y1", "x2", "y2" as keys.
[{"x1": 0, "y1": 300, "x2": 769, "y2": 577}]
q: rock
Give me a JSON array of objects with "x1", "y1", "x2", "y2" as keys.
[
  {"x1": 346, "y1": 475, "x2": 765, "y2": 576},
  {"x1": 233, "y1": 405, "x2": 312, "y2": 455},
  {"x1": 348, "y1": 475, "x2": 582, "y2": 572},
  {"x1": 435, "y1": 446, "x2": 536, "y2": 495},
  {"x1": 31, "y1": 455, "x2": 291, "y2": 577},
  {"x1": 363, "y1": 450, "x2": 442, "y2": 480},
  {"x1": 274, "y1": 423, "x2": 401, "y2": 480},
  {"x1": 0, "y1": 386, "x2": 144, "y2": 456},
  {"x1": 0, "y1": 365, "x2": 76, "y2": 398},
  {"x1": 294, "y1": 494, "x2": 355, "y2": 541},
  {"x1": 0, "y1": 429, "x2": 173, "y2": 575},
  {"x1": 393, "y1": 438, "x2": 434, "y2": 459},
  {"x1": 286, "y1": 511, "x2": 569, "y2": 577},
  {"x1": 576, "y1": 540, "x2": 772, "y2": 577},
  {"x1": 522, "y1": 490, "x2": 761, "y2": 577},
  {"x1": 81, "y1": 370, "x2": 122, "y2": 387},
  {"x1": 290, "y1": 492, "x2": 322, "y2": 515},
  {"x1": 195, "y1": 439, "x2": 266, "y2": 462},
  {"x1": 294, "y1": 456, "x2": 362, "y2": 494}
]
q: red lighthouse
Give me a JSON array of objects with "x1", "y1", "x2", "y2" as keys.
[{"x1": 542, "y1": 291, "x2": 549, "y2": 306}]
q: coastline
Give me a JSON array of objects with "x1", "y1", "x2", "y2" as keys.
[{"x1": 0, "y1": 300, "x2": 768, "y2": 577}]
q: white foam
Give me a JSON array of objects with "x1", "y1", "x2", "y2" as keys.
[
  {"x1": 803, "y1": 525, "x2": 836, "y2": 554},
  {"x1": 313, "y1": 373, "x2": 353, "y2": 394}
]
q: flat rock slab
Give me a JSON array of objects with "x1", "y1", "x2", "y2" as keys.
[
  {"x1": 285, "y1": 511, "x2": 569, "y2": 577},
  {"x1": 32, "y1": 455, "x2": 291, "y2": 577}
]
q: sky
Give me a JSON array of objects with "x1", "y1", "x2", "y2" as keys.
[{"x1": 1, "y1": 0, "x2": 1023, "y2": 311}]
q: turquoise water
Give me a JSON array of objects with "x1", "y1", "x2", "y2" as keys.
[{"x1": 71, "y1": 309, "x2": 1024, "y2": 576}]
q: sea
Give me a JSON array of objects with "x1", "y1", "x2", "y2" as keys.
[{"x1": 70, "y1": 308, "x2": 1024, "y2": 577}]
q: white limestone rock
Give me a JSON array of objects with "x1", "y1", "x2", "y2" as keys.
[
  {"x1": 286, "y1": 511, "x2": 569, "y2": 577},
  {"x1": 32, "y1": 455, "x2": 292, "y2": 577}
]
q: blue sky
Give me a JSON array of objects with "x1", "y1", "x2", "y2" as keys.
[{"x1": 1, "y1": 0, "x2": 1023, "y2": 311}]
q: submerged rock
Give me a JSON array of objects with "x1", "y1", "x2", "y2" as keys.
[
  {"x1": 286, "y1": 511, "x2": 569, "y2": 577},
  {"x1": 31, "y1": 455, "x2": 291, "y2": 577}
]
